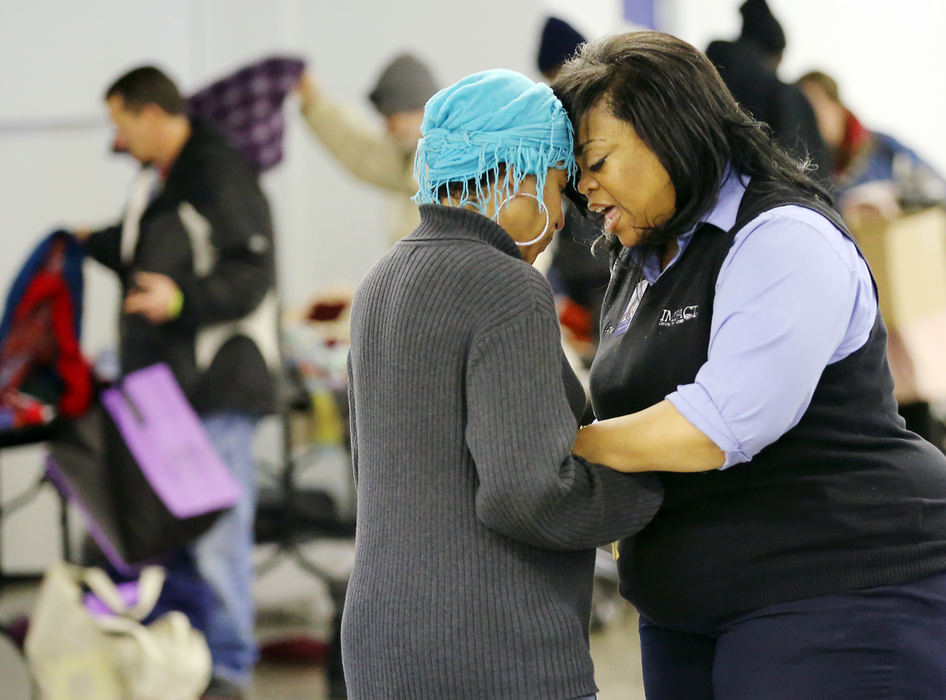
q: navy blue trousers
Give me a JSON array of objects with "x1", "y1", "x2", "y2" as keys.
[{"x1": 639, "y1": 570, "x2": 946, "y2": 699}]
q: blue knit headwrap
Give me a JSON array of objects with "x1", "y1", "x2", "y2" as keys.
[{"x1": 412, "y1": 69, "x2": 577, "y2": 217}]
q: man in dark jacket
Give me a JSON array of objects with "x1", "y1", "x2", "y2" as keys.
[
  {"x1": 706, "y1": 0, "x2": 830, "y2": 177},
  {"x1": 79, "y1": 65, "x2": 278, "y2": 698}
]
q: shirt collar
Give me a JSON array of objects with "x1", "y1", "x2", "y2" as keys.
[{"x1": 627, "y1": 168, "x2": 748, "y2": 283}]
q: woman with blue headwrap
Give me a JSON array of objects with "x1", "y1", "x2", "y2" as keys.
[{"x1": 343, "y1": 69, "x2": 662, "y2": 698}]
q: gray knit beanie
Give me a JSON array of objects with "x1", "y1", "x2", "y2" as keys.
[{"x1": 368, "y1": 53, "x2": 438, "y2": 116}]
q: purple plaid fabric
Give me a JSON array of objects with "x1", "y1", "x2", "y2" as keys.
[{"x1": 188, "y1": 56, "x2": 306, "y2": 172}]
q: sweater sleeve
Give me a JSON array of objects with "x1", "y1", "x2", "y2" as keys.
[
  {"x1": 667, "y1": 207, "x2": 875, "y2": 468},
  {"x1": 301, "y1": 95, "x2": 416, "y2": 194},
  {"x1": 465, "y1": 309, "x2": 663, "y2": 551}
]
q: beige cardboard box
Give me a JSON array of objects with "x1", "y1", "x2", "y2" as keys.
[
  {"x1": 850, "y1": 207, "x2": 946, "y2": 401},
  {"x1": 851, "y1": 207, "x2": 946, "y2": 330}
]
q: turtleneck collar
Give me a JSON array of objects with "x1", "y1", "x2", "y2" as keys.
[{"x1": 408, "y1": 204, "x2": 523, "y2": 260}]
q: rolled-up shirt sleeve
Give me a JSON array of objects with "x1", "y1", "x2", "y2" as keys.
[{"x1": 667, "y1": 206, "x2": 877, "y2": 469}]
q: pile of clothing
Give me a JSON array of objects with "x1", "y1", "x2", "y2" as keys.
[{"x1": 0, "y1": 231, "x2": 91, "y2": 434}]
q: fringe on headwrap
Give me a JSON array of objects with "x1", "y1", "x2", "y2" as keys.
[{"x1": 411, "y1": 70, "x2": 578, "y2": 218}]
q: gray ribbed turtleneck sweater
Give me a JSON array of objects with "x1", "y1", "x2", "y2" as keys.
[{"x1": 342, "y1": 204, "x2": 663, "y2": 699}]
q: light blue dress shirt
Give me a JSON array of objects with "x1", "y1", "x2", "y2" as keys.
[{"x1": 628, "y1": 172, "x2": 878, "y2": 468}]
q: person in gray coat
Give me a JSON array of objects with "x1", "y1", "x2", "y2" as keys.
[{"x1": 343, "y1": 68, "x2": 663, "y2": 699}]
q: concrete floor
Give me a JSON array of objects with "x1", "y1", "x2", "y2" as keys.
[
  {"x1": 250, "y1": 607, "x2": 645, "y2": 699},
  {"x1": 589, "y1": 608, "x2": 647, "y2": 700},
  {"x1": 1, "y1": 575, "x2": 645, "y2": 699}
]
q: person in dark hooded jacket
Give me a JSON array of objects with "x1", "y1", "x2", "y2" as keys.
[{"x1": 706, "y1": 0, "x2": 829, "y2": 176}]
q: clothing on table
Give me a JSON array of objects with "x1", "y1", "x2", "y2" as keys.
[
  {"x1": 343, "y1": 204, "x2": 662, "y2": 699},
  {"x1": 188, "y1": 56, "x2": 306, "y2": 173},
  {"x1": 638, "y1": 570, "x2": 946, "y2": 699},
  {"x1": 301, "y1": 93, "x2": 419, "y2": 245},
  {"x1": 590, "y1": 173, "x2": 946, "y2": 632},
  {"x1": 0, "y1": 231, "x2": 92, "y2": 424},
  {"x1": 84, "y1": 118, "x2": 277, "y2": 685},
  {"x1": 832, "y1": 108, "x2": 946, "y2": 206},
  {"x1": 1, "y1": 231, "x2": 85, "y2": 346}
]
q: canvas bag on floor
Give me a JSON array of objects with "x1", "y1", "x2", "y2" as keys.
[{"x1": 25, "y1": 561, "x2": 211, "y2": 700}]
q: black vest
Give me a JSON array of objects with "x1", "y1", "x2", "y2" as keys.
[{"x1": 590, "y1": 180, "x2": 946, "y2": 632}]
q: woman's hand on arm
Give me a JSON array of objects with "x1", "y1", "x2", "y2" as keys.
[{"x1": 573, "y1": 399, "x2": 724, "y2": 473}]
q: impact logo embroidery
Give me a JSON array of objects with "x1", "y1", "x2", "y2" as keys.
[{"x1": 658, "y1": 305, "x2": 699, "y2": 327}]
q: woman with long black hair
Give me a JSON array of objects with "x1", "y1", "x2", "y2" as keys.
[{"x1": 557, "y1": 31, "x2": 946, "y2": 698}]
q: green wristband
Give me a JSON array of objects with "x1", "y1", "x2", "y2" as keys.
[{"x1": 168, "y1": 288, "x2": 184, "y2": 319}]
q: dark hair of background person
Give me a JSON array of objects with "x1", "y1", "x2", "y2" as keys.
[
  {"x1": 552, "y1": 31, "x2": 832, "y2": 260},
  {"x1": 104, "y1": 65, "x2": 187, "y2": 115}
]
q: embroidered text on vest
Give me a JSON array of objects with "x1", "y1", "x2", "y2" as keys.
[{"x1": 658, "y1": 305, "x2": 699, "y2": 326}]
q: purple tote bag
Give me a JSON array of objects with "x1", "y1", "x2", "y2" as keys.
[
  {"x1": 48, "y1": 363, "x2": 241, "y2": 568},
  {"x1": 100, "y1": 363, "x2": 241, "y2": 518}
]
